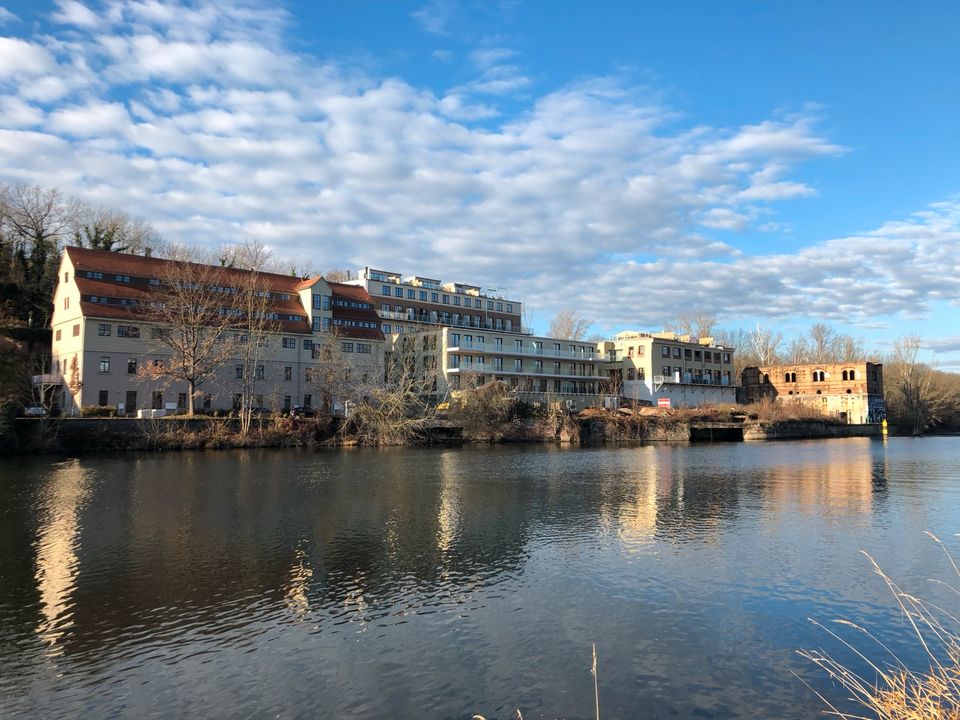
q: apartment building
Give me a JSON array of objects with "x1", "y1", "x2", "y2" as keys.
[
  {"x1": 741, "y1": 362, "x2": 885, "y2": 424},
  {"x1": 393, "y1": 327, "x2": 602, "y2": 410},
  {"x1": 346, "y1": 267, "x2": 525, "y2": 336},
  {"x1": 47, "y1": 247, "x2": 384, "y2": 415},
  {"x1": 599, "y1": 331, "x2": 737, "y2": 407}
]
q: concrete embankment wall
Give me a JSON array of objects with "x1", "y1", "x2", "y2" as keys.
[{"x1": 742, "y1": 421, "x2": 880, "y2": 441}]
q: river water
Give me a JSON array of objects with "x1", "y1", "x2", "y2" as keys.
[{"x1": 1, "y1": 437, "x2": 959, "y2": 719}]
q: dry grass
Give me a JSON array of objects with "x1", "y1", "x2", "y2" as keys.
[
  {"x1": 801, "y1": 533, "x2": 960, "y2": 719},
  {"x1": 745, "y1": 397, "x2": 837, "y2": 423}
]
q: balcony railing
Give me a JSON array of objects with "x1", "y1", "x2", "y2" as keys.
[
  {"x1": 449, "y1": 342, "x2": 597, "y2": 361},
  {"x1": 653, "y1": 375, "x2": 732, "y2": 387},
  {"x1": 448, "y1": 366, "x2": 596, "y2": 379},
  {"x1": 32, "y1": 373, "x2": 64, "y2": 386},
  {"x1": 377, "y1": 311, "x2": 533, "y2": 335}
]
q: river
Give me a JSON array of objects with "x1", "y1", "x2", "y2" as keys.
[{"x1": 1, "y1": 437, "x2": 959, "y2": 719}]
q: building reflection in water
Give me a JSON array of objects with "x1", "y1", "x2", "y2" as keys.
[
  {"x1": 33, "y1": 460, "x2": 91, "y2": 656},
  {"x1": 284, "y1": 542, "x2": 313, "y2": 621}
]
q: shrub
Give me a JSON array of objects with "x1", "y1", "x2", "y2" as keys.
[{"x1": 80, "y1": 405, "x2": 117, "y2": 418}]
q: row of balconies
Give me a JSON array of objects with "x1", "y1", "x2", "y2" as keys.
[
  {"x1": 449, "y1": 342, "x2": 597, "y2": 361},
  {"x1": 378, "y1": 310, "x2": 533, "y2": 335},
  {"x1": 448, "y1": 366, "x2": 597, "y2": 379},
  {"x1": 652, "y1": 374, "x2": 733, "y2": 387}
]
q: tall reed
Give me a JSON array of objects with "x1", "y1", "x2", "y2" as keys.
[{"x1": 801, "y1": 532, "x2": 960, "y2": 719}]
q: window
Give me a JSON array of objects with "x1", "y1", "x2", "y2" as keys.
[
  {"x1": 284, "y1": 366, "x2": 292, "y2": 381},
  {"x1": 506, "y1": 304, "x2": 513, "y2": 313},
  {"x1": 235, "y1": 364, "x2": 243, "y2": 379},
  {"x1": 723, "y1": 352, "x2": 731, "y2": 364},
  {"x1": 357, "y1": 343, "x2": 372, "y2": 354},
  {"x1": 662, "y1": 365, "x2": 671, "y2": 376},
  {"x1": 303, "y1": 339, "x2": 313, "y2": 350},
  {"x1": 64, "y1": 297, "x2": 70, "y2": 310},
  {"x1": 661, "y1": 345, "x2": 669, "y2": 357},
  {"x1": 127, "y1": 358, "x2": 137, "y2": 374},
  {"x1": 55, "y1": 329, "x2": 62, "y2": 341},
  {"x1": 282, "y1": 337, "x2": 296, "y2": 348},
  {"x1": 514, "y1": 358, "x2": 523, "y2": 370},
  {"x1": 450, "y1": 333, "x2": 460, "y2": 346},
  {"x1": 382, "y1": 285, "x2": 391, "y2": 296},
  {"x1": 442, "y1": 294, "x2": 449, "y2": 304},
  {"x1": 322, "y1": 296, "x2": 330, "y2": 311},
  {"x1": 627, "y1": 368, "x2": 635, "y2": 381},
  {"x1": 673, "y1": 347, "x2": 681, "y2": 358},
  {"x1": 395, "y1": 287, "x2": 403, "y2": 298},
  {"x1": 419, "y1": 290, "x2": 427, "y2": 301},
  {"x1": 117, "y1": 325, "x2": 139, "y2": 338},
  {"x1": 283, "y1": 395, "x2": 292, "y2": 412},
  {"x1": 177, "y1": 393, "x2": 187, "y2": 409},
  {"x1": 98, "y1": 390, "x2": 109, "y2": 406},
  {"x1": 64, "y1": 272, "x2": 69, "y2": 283},
  {"x1": 303, "y1": 394, "x2": 312, "y2": 408},
  {"x1": 342, "y1": 342, "x2": 354, "y2": 352},
  {"x1": 255, "y1": 365, "x2": 264, "y2": 379},
  {"x1": 474, "y1": 299, "x2": 481, "y2": 308},
  {"x1": 496, "y1": 302, "x2": 503, "y2": 312},
  {"x1": 431, "y1": 292, "x2": 439, "y2": 302},
  {"x1": 98, "y1": 323, "x2": 111, "y2": 336},
  {"x1": 99, "y1": 356, "x2": 110, "y2": 373},
  {"x1": 694, "y1": 350, "x2": 702, "y2": 361},
  {"x1": 454, "y1": 296, "x2": 461, "y2": 306},
  {"x1": 486, "y1": 300, "x2": 493, "y2": 310},
  {"x1": 73, "y1": 324, "x2": 80, "y2": 337},
  {"x1": 382, "y1": 324, "x2": 391, "y2": 333},
  {"x1": 494, "y1": 357, "x2": 503, "y2": 370},
  {"x1": 407, "y1": 289, "x2": 415, "y2": 299}
]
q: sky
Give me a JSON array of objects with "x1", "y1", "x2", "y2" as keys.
[{"x1": 0, "y1": 0, "x2": 958, "y2": 367}]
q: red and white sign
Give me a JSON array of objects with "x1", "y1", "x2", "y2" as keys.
[{"x1": 657, "y1": 397, "x2": 671, "y2": 408}]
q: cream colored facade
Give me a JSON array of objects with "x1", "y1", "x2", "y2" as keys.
[
  {"x1": 48, "y1": 248, "x2": 385, "y2": 415},
  {"x1": 393, "y1": 326, "x2": 602, "y2": 410},
  {"x1": 600, "y1": 331, "x2": 737, "y2": 407}
]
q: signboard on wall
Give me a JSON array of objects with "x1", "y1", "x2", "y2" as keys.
[{"x1": 657, "y1": 397, "x2": 671, "y2": 408}]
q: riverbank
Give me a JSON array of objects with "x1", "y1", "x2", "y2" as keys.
[{"x1": 5, "y1": 408, "x2": 883, "y2": 454}]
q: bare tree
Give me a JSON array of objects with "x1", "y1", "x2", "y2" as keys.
[
  {"x1": 73, "y1": 205, "x2": 160, "y2": 254},
  {"x1": 807, "y1": 323, "x2": 838, "y2": 364},
  {"x1": 341, "y1": 336, "x2": 438, "y2": 445},
  {"x1": 713, "y1": 326, "x2": 754, "y2": 381},
  {"x1": 548, "y1": 308, "x2": 592, "y2": 340},
  {"x1": 666, "y1": 312, "x2": 717, "y2": 339},
  {"x1": 323, "y1": 268, "x2": 354, "y2": 282},
  {"x1": 750, "y1": 323, "x2": 783, "y2": 366},
  {"x1": 887, "y1": 334, "x2": 946, "y2": 435},
  {"x1": 784, "y1": 335, "x2": 810, "y2": 365},
  {"x1": 137, "y1": 259, "x2": 241, "y2": 415},
  {"x1": 230, "y1": 240, "x2": 280, "y2": 433}
]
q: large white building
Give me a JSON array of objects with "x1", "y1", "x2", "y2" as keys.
[{"x1": 46, "y1": 247, "x2": 385, "y2": 415}]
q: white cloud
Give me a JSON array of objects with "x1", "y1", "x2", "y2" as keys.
[
  {"x1": 0, "y1": 7, "x2": 18, "y2": 25},
  {"x1": 0, "y1": 0, "x2": 956, "y2": 340},
  {"x1": 412, "y1": 1, "x2": 452, "y2": 35},
  {"x1": 52, "y1": 0, "x2": 100, "y2": 28}
]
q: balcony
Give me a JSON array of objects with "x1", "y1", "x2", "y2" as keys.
[
  {"x1": 448, "y1": 366, "x2": 597, "y2": 380},
  {"x1": 379, "y1": 311, "x2": 534, "y2": 335},
  {"x1": 449, "y1": 342, "x2": 597, "y2": 361},
  {"x1": 32, "y1": 373, "x2": 64, "y2": 386},
  {"x1": 653, "y1": 375, "x2": 732, "y2": 387}
]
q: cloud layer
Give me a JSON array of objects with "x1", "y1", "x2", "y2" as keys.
[{"x1": 0, "y1": 0, "x2": 957, "y2": 338}]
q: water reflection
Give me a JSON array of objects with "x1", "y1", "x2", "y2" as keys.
[
  {"x1": 1, "y1": 438, "x2": 958, "y2": 720},
  {"x1": 33, "y1": 460, "x2": 91, "y2": 655}
]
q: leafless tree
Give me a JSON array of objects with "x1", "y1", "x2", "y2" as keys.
[
  {"x1": 750, "y1": 323, "x2": 783, "y2": 366},
  {"x1": 666, "y1": 312, "x2": 717, "y2": 339},
  {"x1": 341, "y1": 334, "x2": 439, "y2": 445},
  {"x1": 137, "y1": 258, "x2": 242, "y2": 415},
  {"x1": 548, "y1": 308, "x2": 592, "y2": 340},
  {"x1": 230, "y1": 240, "x2": 281, "y2": 433},
  {"x1": 713, "y1": 327, "x2": 754, "y2": 381},
  {"x1": 887, "y1": 334, "x2": 946, "y2": 435},
  {"x1": 323, "y1": 268, "x2": 354, "y2": 282},
  {"x1": 72, "y1": 205, "x2": 160, "y2": 254},
  {"x1": 784, "y1": 335, "x2": 810, "y2": 364}
]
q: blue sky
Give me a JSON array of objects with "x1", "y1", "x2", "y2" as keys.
[{"x1": 1, "y1": 0, "x2": 958, "y2": 367}]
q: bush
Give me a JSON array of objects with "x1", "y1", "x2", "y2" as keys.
[{"x1": 80, "y1": 405, "x2": 116, "y2": 418}]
